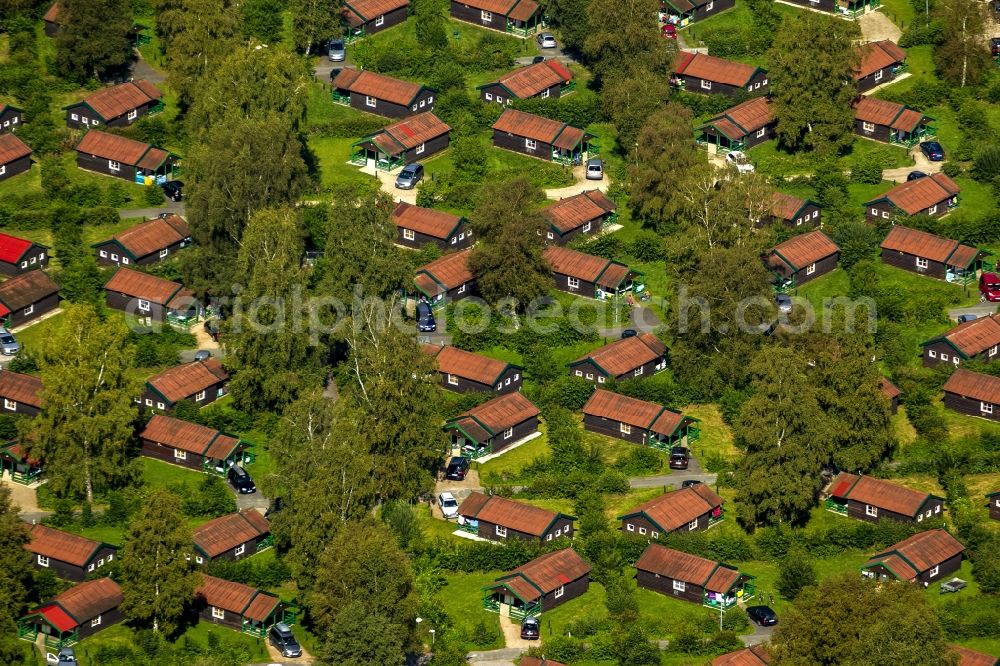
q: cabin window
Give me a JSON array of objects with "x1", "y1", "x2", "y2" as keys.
[
  {"x1": 701, "y1": 80, "x2": 712, "y2": 90},
  {"x1": 485, "y1": 93, "x2": 493, "y2": 101},
  {"x1": 651, "y1": 531, "x2": 659, "y2": 539},
  {"x1": 196, "y1": 555, "x2": 204, "y2": 564},
  {"x1": 935, "y1": 505, "x2": 941, "y2": 513},
  {"x1": 940, "y1": 353, "x2": 949, "y2": 362},
  {"x1": 108, "y1": 160, "x2": 120, "y2": 172},
  {"x1": 688, "y1": 519, "x2": 698, "y2": 530},
  {"x1": 915, "y1": 257, "x2": 929, "y2": 269},
  {"x1": 159, "y1": 248, "x2": 169, "y2": 258},
  {"x1": 0, "y1": 166, "x2": 4, "y2": 176},
  {"x1": 195, "y1": 390, "x2": 206, "y2": 401},
  {"x1": 88, "y1": 564, "x2": 95, "y2": 572},
  {"x1": 882, "y1": 211, "x2": 889, "y2": 219},
  {"x1": 375, "y1": 14, "x2": 385, "y2": 25},
  {"x1": 416, "y1": 143, "x2": 426, "y2": 155},
  {"x1": 796, "y1": 218, "x2": 802, "y2": 226},
  {"x1": 673, "y1": 580, "x2": 686, "y2": 592},
  {"x1": 212, "y1": 607, "x2": 225, "y2": 620},
  {"x1": 412, "y1": 104, "x2": 418, "y2": 111},
  {"x1": 762, "y1": 79, "x2": 768, "y2": 85},
  {"x1": 547, "y1": 232, "x2": 554, "y2": 239},
  {"x1": 481, "y1": 10, "x2": 492, "y2": 20},
  {"x1": 91, "y1": 615, "x2": 101, "y2": 627},
  {"x1": 927, "y1": 203, "x2": 938, "y2": 214},
  {"x1": 866, "y1": 505, "x2": 878, "y2": 517},
  {"x1": 19, "y1": 261, "x2": 26, "y2": 268},
  {"x1": 870, "y1": 208, "x2": 878, "y2": 215},
  {"x1": 597, "y1": 376, "x2": 606, "y2": 383},
  {"x1": 952, "y1": 356, "x2": 959, "y2": 366},
  {"x1": 874, "y1": 69, "x2": 883, "y2": 81},
  {"x1": 38, "y1": 555, "x2": 49, "y2": 567},
  {"x1": 929, "y1": 565, "x2": 939, "y2": 577},
  {"x1": 747, "y1": 85, "x2": 752, "y2": 92},
  {"x1": 620, "y1": 423, "x2": 632, "y2": 434},
  {"x1": 99, "y1": 250, "x2": 108, "y2": 257},
  {"x1": 505, "y1": 378, "x2": 511, "y2": 386},
  {"x1": 638, "y1": 526, "x2": 647, "y2": 535},
  {"x1": 567, "y1": 276, "x2": 580, "y2": 289},
  {"x1": 458, "y1": 233, "x2": 465, "y2": 240},
  {"x1": 366, "y1": 96, "x2": 377, "y2": 108},
  {"x1": 504, "y1": 427, "x2": 513, "y2": 439},
  {"x1": 138, "y1": 299, "x2": 150, "y2": 311},
  {"x1": 497, "y1": 96, "x2": 504, "y2": 104},
  {"x1": 982, "y1": 402, "x2": 994, "y2": 414},
  {"x1": 627, "y1": 523, "x2": 635, "y2": 532},
  {"x1": 541, "y1": 89, "x2": 550, "y2": 99},
  {"x1": 235, "y1": 544, "x2": 246, "y2": 556},
  {"x1": 546, "y1": 533, "x2": 552, "y2": 541},
  {"x1": 756, "y1": 128, "x2": 766, "y2": 138},
  {"x1": 583, "y1": 222, "x2": 592, "y2": 232},
  {"x1": 92, "y1": 120, "x2": 99, "y2": 125},
  {"x1": 122, "y1": 257, "x2": 129, "y2": 265},
  {"x1": 497, "y1": 382, "x2": 502, "y2": 390},
  {"x1": 525, "y1": 139, "x2": 537, "y2": 150},
  {"x1": 447, "y1": 374, "x2": 459, "y2": 385},
  {"x1": 128, "y1": 109, "x2": 138, "y2": 120},
  {"x1": 806, "y1": 263, "x2": 816, "y2": 275},
  {"x1": 174, "y1": 449, "x2": 187, "y2": 461},
  {"x1": 157, "y1": 402, "x2": 165, "y2": 410},
  {"x1": 706, "y1": 1, "x2": 713, "y2": 8},
  {"x1": 457, "y1": 284, "x2": 466, "y2": 294},
  {"x1": 862, "y1": 122, "x2": 875, "y2": 133},
  {"x1": 107, "y1": 553, "x2": 113, "y2": 562},
  {"x1": 585, "y1": 373, "x2": 593, "y2": 380},
  {"x1": 10, "y1": 117, "x2": 15, "y2": 124},
  {"x1": 634, "y1": 366, "x2": 644, "y2": 377},
  {"x1": 145, "y1": 399, "x2": 153, "y2": 406},
  {"x1": 991, "y1": 345, "x2": 998, "y2": 356},
  {"x1": 30, "y1": 256, "x2": 36, "y2": 264},
  {"x1": 554, "y1": 585, "x2": 565, "y2": 598},
  {"x1": 812, "y1": 211, "x2": 818, "y2": 219},
  {"x1": 427, "y1": 96, "x2": 434, "y2": 104},
  {"x1": 575, "y1": 370, "x2": 583, "y2": 377},
  {"x1": 4, "y1": 399, "x2": 15, "y2": 410},
  {"x1": 71, "y1": 113, "x2": 79, "y2": 121},
  {"x1": 514, "y1": 373, "x2": 520, "y2": 380},
  {"x1": 495, "y1": 525, "x2": 507, "y2": 537},
  {"x1": 928, "y1": 350, "x2": 936, "y2": 358}
]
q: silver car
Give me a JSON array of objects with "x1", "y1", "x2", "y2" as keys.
[
  {"x1": 537, "y1": 32, "x2": 557, "y2": 48},
  {"x1": 328, "y1": 39, "x2": 345, "y2": 62},
  {"x1": 0, "y1": 328, "x2": 19, "y2": 356},
  {"x1": 586, "y1": 158, "x2": 603, "y2": 180}
]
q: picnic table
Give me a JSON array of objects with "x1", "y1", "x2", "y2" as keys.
[{"x1": 940, "y1": 578, "x2": 967, "y2": 593}]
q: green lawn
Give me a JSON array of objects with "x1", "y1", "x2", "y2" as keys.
[
  {"x1": 141, "y1": 457, "x2": 210, "y2": 489},
  {"x1": 880, "y1": 0, "x2": 917, "y2": 27},
  {"x1": 680, "y1": 3, "x2": 802, "y2": 66},
  {"x1": 433, "y1": 571, "x2": 505, "y2": 650},
  {"x1": 747, "y1": 140, "x2": 913, "y2": 179},
  {"x1": 683, "y1": 404, "x2": 737, "y2": 462}
]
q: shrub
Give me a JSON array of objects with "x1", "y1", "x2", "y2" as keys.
[
  {"x1": 776, "y1": 546, "x2": 818, "y2": 600},
  {"x1": 721, "y1": 607, "x2": 750, "y2": 632},
  {"x1": 972, "y1": 145, "x2": 1000, "y2": 181},
  {"x1": 850, "y1": 150, "x2": 885, "y2": 185},
  {"x1": 142, "y1": 184, "x2": 164, "y2": 206}
]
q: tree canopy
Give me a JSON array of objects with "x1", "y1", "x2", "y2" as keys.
[{"x1": 55, "y1": 0, "x2": 133, "y2": 82}]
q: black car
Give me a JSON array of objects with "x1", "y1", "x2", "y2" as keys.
[
  {"x1": 681, "y1": 479, "x2": 702, "y2": 489},
  {"x1": 417, "y1": 301, "x2": 436, "y2": 332},
  {"x1": 669, "y1": 446, "x2": 689, "y2": 470},
  {"x1": 520, "y1": 616, "x2": 540, "y2": 640},
  {"x1": 920, "y1": 140, "x2": 945, "y2": 161},
  {"x1": 621, "y1": 329, "x2": 638, "y2": 339},
  {"x1": 227, "y1": 465, "x2": 256, "y2": 494},
  {"x1": 161, "y1": 180, "x2": 183, "y2": 201},
  {"x1": 907, "y1": 170, "x2": 928, "y2": 181},
  {"x1": 445, "y1": 456, "x2": 470, "y2": 481},
  {"x1": 531, "y1": 55, "x2": 545, "y2": 64},
  {"x1": 746, "y1": 605, "x2": 778, "y2": 627},
  {"x1": 268, "y1": 623, "x2": 303, "y2": 658}
]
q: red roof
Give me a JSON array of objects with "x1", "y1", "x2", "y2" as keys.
[
  {"x1": 448, "y1": 391, "x2": 540, "y2": 438},
  {"x1": 543, "y1": 190, "x2": 617, "y2": 234},
  {"x1": 881, "y1": 376, "x2": 901, "y2": 400},
  {"x1": 43, "y1": 2, "x2": 63, "y2": 24},
  {"x1": 543, "y1": 246, "x2": 630, "y2": 289},
  {"x1": 342, "y1": 0, "x2": 408, "y2": 23},
  {"x1": 29, "y1": 578, "x2": 122, "y2": 629},
  {"x1": 27, "y1": 525, "x2": 107, "y2": 568},
  {"x1": 72, "y1": 80, "x2": 162, "y2": 122},
  {"x1": 104, "y1": 267, "x2": 191, "y2": 307},
  {"x1": 879, "y1": 224, "x2": 978, "y2": 268},
  {"x1": 698, "y1": 96, "x2": 773, "y2": 140},
  {"x1": 372, "y1": 112, "x2": 451, "y2": 155},
  {"x1": 492, "y1": 109, "x2": 586, "y2": 150},
  {"x1": 829, "y1": 472, "x2": 938, "y2": 517},
  {"x1": 458, "y1": 492, "x2": 568, "y2": 536},
  {"x1": 571, "y1": 333, "x2": 666, "y2": 378},
  {"x1": 866, "y1": 528, "x2": 965, "y2": 581},
  {"x1": 769, "y1": 192, "x2": 811, "y2": 221},
  {"x1": 147, "y1": 359, "x2": 229, "y2": 404},
  {"x1": 75, "y1": 131, "x2": 168, "y2": 169},
  {"x1": 713, "y1": 646, "x2": 772, "y2": 666},
  {"x1": 0, "y1": 133, "x2": 32, "y2": 165},
  {"x1": 331, "y1": 69, "x2": 426, "y2": 106},
  {"x1": 0, "y1": 371, "x2": 43, "y2": 408},
  {"x1": 674, "y1": 51, "x2": 762, "y2": 87},
  {"x1": 140, "y1": 414, "x2": 240, "y2": 459},
  {"x1": 583, "y1": 389, "x2": 689, "y2": 437},
  {"x1": 492, "y1": 60, "x2": 572, "y2": 99},
  {"x1": 943, "y1": 368, "x2": 1000, "y2": 405},
  {"x1": 854, "y1": 97, "x2": 927, "y2": 133},
  {"x1": 414, "y1": 248, "x2": 474, "y2": 296},
  {"x1": 392, "y1": 202, "x2": 463, "y2": 240},
  {"x1": 855, "y1": 40, "x2": 907, "y2": 79},
  {"x1": 770, "y1": 230, "x2": 839, "y2": 271},
  {"x1": 196, "y1": 574, "x2": 280, "y2": 621},
  {"x1": 193, "y1": 509, "x2": 270, "y2": 558},
  {"x1": 620, "y1": 486, "x2": 724, "y2": 533},
  {"x1": 871, "y1": 175, "x2": 960, "y2": 217},
  {"x1": 927, "y1": 314, "x2": 1000, "y2": 358},
  {"x1": 105, "y1": 214, "x2": 190, "y2": 259},
  {"x1": 431, "y1": 345, "x2": 518, "y2": 385},
  {"x1": 456, "y1": 0, "x2": 537, "y2": 18},
  {"x1": 0, "y1": 232, "x2": 41, "y2": 264},
  {"x1": 635, "y1": 543, "x2": 742, "y2": 592},
  {"x1": 488, "y1": 548, "x2": 591, "y2": 601},
  {"x1": 0, "y1": 270, "x2": 60, "y2": 311}
]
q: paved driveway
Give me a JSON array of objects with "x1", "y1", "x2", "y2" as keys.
[{"x1": 119, "y1": 201, "x2": 185, "y2": 219}]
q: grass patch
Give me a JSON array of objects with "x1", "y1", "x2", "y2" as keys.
[
  {"x1": 478, "y1": 421, "x2": 551, "y2": 483},
  {"x1": 141, "y1": 457, "x2": 210, "y2": 489},
  {"x1": 682, "y1": 404, "x2": 737, "y2": 462},
  {"x1": 748, "y1": 140, "x2": 913, "y2": 179},
  {"x1": 880, "y1": 0, "x2": 917, "y2": 27},
  {"x1": 308, "y1": 135, "x2": 378, "y2": 191},
  {"x1": 13, "y1": 310, "x2": 65, "y2": 352},
  {"x1": 433, "y1": 571, "x2": 505, "y2": 650},
  {"x1": 540, "y1": 580, "x2": 609, "y2": 638}
]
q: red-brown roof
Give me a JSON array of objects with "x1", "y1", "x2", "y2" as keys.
[
  {"x1": 104, "y1": 267, "x2": 192, "y2": 308},
  {"x1": 140, "y1": 414, "x2": 240, "y2": 459},
  {"x1": 147, "y1": 359, "x2": 228, "y2": 404},
  {"x1": 621, "y1": 485, "x2": 724, "y2": 533},
  {"x1": 0, "y1": 371, "x2": 43, "y2": 408},
  {"x1": 855, "y1": 40, "x2": 907, "y2": 79},
  {"x1": 853, "y1": 97, "x2": 926, "y2": 132},
  {"x1": 492, "y1": 60, "x2": 572, "y2": 99},
  {"x1": 866, "y1": 528, "x2": 965, "y2": 581},
  {"x1": 769, "y1": 192, "x2": 811, "y2": 221},
  {"x1": 392, "y1": 202, "x2": 463, "y2": 240},
  {"x1": 943, "y1": 368, "x2": 1000, "y2": 405},
  {"x1": 583, "y1": 389, "x2": 689, "y2": 437},
  {"x1": 572, "y1": 333, "x2": 666, "y2": 377},
  {"x1": 881, "y1": 376, "x2": 901, "y2": 400},
  {"x1": 674, "y1": 51, "x2": 762, "y2": 87},
  {"x1": 492, "y1": 109, "x2": 586, "y2": 150},
  {"x1": 520, "y1": 658, "x2": 569, "y2": 666},
  {"x1": 196, "y1": 574, "x2": 280, "y2": 621},
  {"x1": 543, "y1": 190, "x2": 617, "y2": 234},
  {"x1": 0, "y1": 270, "x2": 59, "y2": 311},
  {"x1": 489, "y1": 548, "x2": 591, "y2": 601},
  {"x1": 699, "y1": 96, "x2": 773, "y2": 140},
  {"x1": 879, "y1": 224, "x2": 977, "y2": 267},
  {"x1": 372, "y1": 112, "x2": 451, "y2": 155},
  {"x1": 455, "y1": 0, "x2": 535, "y2": 16},
  {"x1": 72, "y1": 80, "x2": 162, "y2": 122},
  {"x1": 458, "y1": 492, "x2": 568, "y2": 536},
  {"x1": 713, "y1": 646, "x2": 772, "y2": 666},
  {"x1": 105, "y1": 214, "x2": 190, "y2": 259},
  {"x1": 0, "y1": 133, "x2": 32, "y2": 165},
  {"x1": 432, "y1": 345, "x2": 518, "y2": 385},
  {"x1": 829, "y1": 472, "x2": 938, "y2": 517},
  {"x1": 332, "y1": 69, "x2": 426, "y2": 106},
  {"x1": 871, "y1": 174, "x2": 960, "y2": 217},
  {"x1": 343, "y1": 0, "x2": 408, "y2": 22},
  {"x1": 507, "y1": 0, "x2": 540, "y2": 20},
  {"x1": 951, "y1": 646, "x2": 999, "y2": 666},
  {"x1": 43, "y1": 578, "x2": 122, "y2": 623},
  {"x1": 414, "y1": 248, "x2": 473, "y2": 296},
  {"x1": 27, "y1": 525, "x2": 108, "y2": 568},
  {"x1": 929, "y1": 314, "x2": 1000, "y2": 358},
  {"x1": 193, "y1": 509, "x2": 270, "y2": 559},
  {"x1": 543, "y1": 246, "x2": 630, "y2": 289},
  {"x1": 635, "y1": 543, "x2": 742, "y2": 592},
  {"x1": 75, "y1": 131, "x2": 168, "y2": 169},
  {"x1": 43, "y1": 2, "x2": 63, "y2": 24},
  {"x1": 770, "y1": 230, "x2": 839, "y2": 271},
  {"x1": 449, "y1": 391, "x2": 539, "y2": 434}
]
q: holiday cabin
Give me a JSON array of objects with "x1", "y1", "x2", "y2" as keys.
[
  {"x1": 826, "y1": 471, "x2": 944, "y2": 523},
  {"x1": 342, "y1": 0, "x2": 409, "y2": 40},
  {"x1": 767, "y1": 230, "x2": 840, "y2": 287},
  {"x1": 853, "y1": 97, "x2": 934, "y2": 147},
  {"x1": 854, "y1": 40, "x2": 907, "y2": 93},
  {"x1": 414, "y1": 248, "x2": 475, "y2": 306},
  {"x1": 866, "y1": 175, "x2": 961, "y2": 225},
  {"x1": 619, "y1": 485, "x2": 725, "y2": 538},
  {"x1": 19, "y1": 578, "x2": 123, "y2": 648},
  {"x1": 882, "y1": 376, "x2": 901, "y2": 415},
  {"x1": 921, "y1": 314, "x2": 1000, "y2": 368},
  {"x1": 862, "y1": 528, "x2": 964, "y2": 585},
  {"x1": 0, "y1": 133, "x2": 32, "y2": 183},
  {"x1": 482, "y1": 548, "x2": 591, "y2": 619},
  {"x1": 696, "y1": 96, "x2": 775, "y2": 152},
  {"x1": 139, "y1": 414, "x2": 250, "y2": 474},
  {"x1": 479, "y1": 59, "x2": 574, "y2": 105},
  {"x1": 392, "y1": 202, "x2": 470, "y2": 251},
  {"x1": 457, "y1": 491, "x2": 574, "y2": 543},
  {"x1": 192, "y1": 509, "x2": 271, "y2": 565},
  {"x1": 0, "y1": 103, "x2": 23, "y2": 133},
  {"x1": 445, "y1": 391, "x2": 540, "y2": 459},
  {"x1": 93, "y1": 214, "x2": 191, "y2": 266},
  {"x1": 663, "y1": 0, "x2": 734, "y2": 27},
  {"x1": 942, "y1": 368, "x2": 1000, "y2": 423},
  {"x1": 672, "y1": 52, "x2": 769, "y2": 98},
  {"x1": 987, "y1": 490, "x2": 1000, "y2": 521},
  {"x1": 421, "y1": 344, "x2": 524, "y2": 394},
  {"x1": 450, "y1": 0, "x2": 544, "y2": 36},
  {"x1": 582, "y1": 389, "x2": 699, "y2": 450},
  {"x1": 765, "y1": 193, "x2": 820, "y2": 228},
  {"x1": 0, "y1": 371, "x2": 43, "y2": 417},
  {"x1": 351, "y1": 112, "x2": 451, "y2": 171},
  {"x1": 491, "y1": 109, "x2": 593, "y2": 164},
  {"x1": 568, "y1": 333, "x2": 667, "y2": 384},
  {"x1": 543, "y1": 246, "x2": 639, "y2": 301},
  {"x1": 42, "y1": 2, "x2": 64, "y2": 36},
  {"x1": 74, "y1": 131, "x2": 177, "y2": 184},
  {"x1": 634, "y1": 543, "x2": 756, "y2": 609},
  {"x1": 26, "y1": 525, "x2": 117, "y2": 582},
  {"x1": 879, "y1": 225, "x2": 987, "y2": 282},
  {"x1": 104, "y1": 267, "x2": 198, "y2": 324},
  {"x1": 0, "y1": 270, "x2": 61, "y2": 328},
  {"x1": 195, "y1": 575, "x2": 290, "y2": 636},
  {"x1": 64, "y1": 80, "x2": 163, "y2": 129},
  {"x1": 331, "y1": 69, "x2": 435, "y2": 119},
  {"x1": 712, "y1": 647, "x2": 772, "y2": 666},
  {"x1": 950, "y1": 646, "x2": 1000, "y2": 666},
  {"x1": 142, "y1": 359, "x2": 230, "y2": 412},
  {"x1": 0, "y1": 232, "x2": 49, "y2": 276},
  {"x1": 542, "y1": 190, "x2": 618, "y2": 244}
]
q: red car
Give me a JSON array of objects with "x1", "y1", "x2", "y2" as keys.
[
  {"x1": 980, "y1": 272, "x2": 1000, "y2": 302},
  {"x1": 662, "y1": 23, "x2": 677, "y2": 38}
]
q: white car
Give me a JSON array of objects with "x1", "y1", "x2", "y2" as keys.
[
  {"x1": 537, "y1": 32, "x2": 557, "y2": 48},
  {"x1": 439, "y1": 492, "x2": 459, "y2": 519},
  {"x1": 725, "y1": 150, "x2": 755, "y2": 174}
]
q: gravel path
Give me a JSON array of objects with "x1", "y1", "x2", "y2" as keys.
[
  {"x1": 858, "y1": 10, "x2": 902, "y2": 43},
  {"x1": 544, "y1": 165, "x2": 608, "y2": 200},
  {"x1": 118, "y1": 202, "x2": 185, "y2": 219}
]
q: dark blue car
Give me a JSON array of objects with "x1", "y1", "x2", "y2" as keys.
[{"x1": 920, "y1": 141, "x2": 945, "y2": 161}]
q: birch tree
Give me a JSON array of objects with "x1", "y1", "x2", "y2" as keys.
[
  {"x1": 289, "y1": 0, "x2": 341, "y2": 55},
  {"x1": 935, "y1": 0, "x2": 990, "y2": 87}
]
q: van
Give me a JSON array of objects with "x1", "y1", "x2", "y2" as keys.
[{"x1": 416, "y1": 302, "x2": 436, "y2": 332}]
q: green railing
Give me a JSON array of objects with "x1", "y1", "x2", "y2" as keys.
[
  {"x1": 376, "y1": 155, "x2": 406, "y2": 171},
  {"x1": 256, "y1": 535, "x2": 274, "y2": 553},
  {"x1": 708, "y1": 510, "x2": 725, "y2": 527},
  {"x1": 602, "y1": 212, "x2": 619, "y2": 228},
  {"x1": 280, "y1": 606, "x2": 299, "y2": 626},
  {"x1": 462, "y1": 446, "x2": 491, "y2": 460},
  {"x1": 703, "y1": 582, "x2": 755, "y2": 609},
  {"x1": 350, "y1": 149, "x2": 367, "y2": 166},
  {"x1": 509, "y1": 601, "x2": 541, "y2": 620},
  {"x1": 11, "y1": 469, "x2": 41, "y2": 485},
  {"x1": 561, "y1": 81, "x2": 576, "y2": 95},
  {"x1": 686, "y1": 426, "x2": 701, "y2": 443},
  {"x1": 241, "y1": 620, "x2": 267, "y2": 638},
  {"x1": 331, "y1": 91, "x2": 351, "y2": 106},
  {"x1": 44, "y1": 632, "x2": 78, "y2": 649},
  {"x1": 167, "y1": 312, "x2": 199, "y2": 328},
  {"x1": 149, "y1": 101, "x2": 165, "y2": 115},
  {"x1": 17, "y1": 624, "x2": 36, "y2": 641},
  {"x1": 458, "y1": 522, "x2": 479, "y2": 534},
  {"x1": 825, "y1": 498, "x2": 848, "y2": 515},
  {"x1": 483, "y1": 596, "x2": 500, "y2": 613}
]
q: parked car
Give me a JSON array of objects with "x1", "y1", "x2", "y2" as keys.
[
  {"x1": 531, "y1": 55, "x2": 546, "y2": 64},
  {"x1": 906, "y1": 170, "x2": 927, "y2": 181},
  {"x1": 536, "y1": 32, "x2": 557, "y2": 48},
  {"x1": 445, "y1": 456, "x2": 470, "y2": 480},
  {"x1": 662, "y1": 23, "x2": 677, "y2": 38},
  {"x1": 268, "y1": 623, "x2": 303, "y2": 658},
  {"x1": 669, "y1": 446, "x2": 689, "y2": 470},
  {"x1": 586, "y1": 158, "x2": 604, "y2": 180},
  {"x1": 746, "y1": 605, "x2": 778, "y2": 627},
  {"x1": 193, "y1": 349, "x2": 212, "y2": 362},
  {"x1": 520, "y1": 616, "x2": 540, "y2": 640},
  {"x1": 725, "y1": 150, "x2": 755, "y2": 173},
  {"x1": 621, "y1": 329, "x2": 638, "y2": 339},
  {"x1": 438, "y1": 491, "x2": 459, "y2": 519},
  {"x1": 416, "y1": 301, "x2": 436, "y2": 333},
  {"x1": 161, "y1": 180, "x2": 183, "y2": 201},
  {"x1": 46, "y1": 648, "x2": 76, "y2": 665},
  {"x1": 681, "y1": 479, "x2": 702, "y2": 489},
  {"x1": 0, "y1": 328, "x2": 19, "y2": 356},
  {"x1": 920, "y1": 140, "x2": 945, "y2": 161},
  {"x1": 395, "y1": 162, "x2": 424, "y2": 189},
  {"x1": 775, "y1": 293, "x2": 793, "y2": 314},
  {"x1": 227, "y1": 465, "x2": 256, "y2": 494},
  {"x1": 992, "y1": 37, "x2": 1000, "y2": 56},
  {"x1": 980, "y1": 272, "x2": 1000, "y2": 302},
  {"x1": 957, "y1": 313, "x2": 978, "y2": 324},
  {"x1": 328, "y1": 39, "x2": 346, "y2": 62}
]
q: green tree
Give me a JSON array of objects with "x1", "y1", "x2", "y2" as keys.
[
  {"x1": 732, "y1": 347, "x2": 827, "y2": 528},
  {"x1": 0, "y1": 486, "x2": 31, "y2": 648},
  {"x1": 934, "y1": 0, "x2": 990, "y2": 87},
  {"x1": 745, "y1": 0, "x2": 781, "y2": 33},
  {"x1": 119, "y1": 490, "x2": 201, "y2": 634},
  {"x1": 544, "y1": 0, "x2": 591, "y2": 53},
  {"x1": 316, "y1": 601, "x2": 408, "y2": 666},
  {"x1": 242, "y1": 0, "x2": 284, "y2": 43},
  {"x1": 412, "y1": 0, "x2": 448, "y2": 49},
  {"x1": 768, "y1": 14, "x2": 859, "y2": 154},
  {"x1": 584, "y1": 0, "x2": 674, "y2": 84},
  {"x1": 25, "y1": 305, "x2": 140, "y2": 501},
  {"x1": 776, "y1": 545, "x2": 817, "y2": 600},
  {"x1": 55, "y1": 0, "x2": 133, "y2": 82},
  {"x1": 289, "y1": 0, "x2": 341, "y2": 54},
  {"x1": 771, "y1": 574, "x2": 955, "y2": 665}
]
